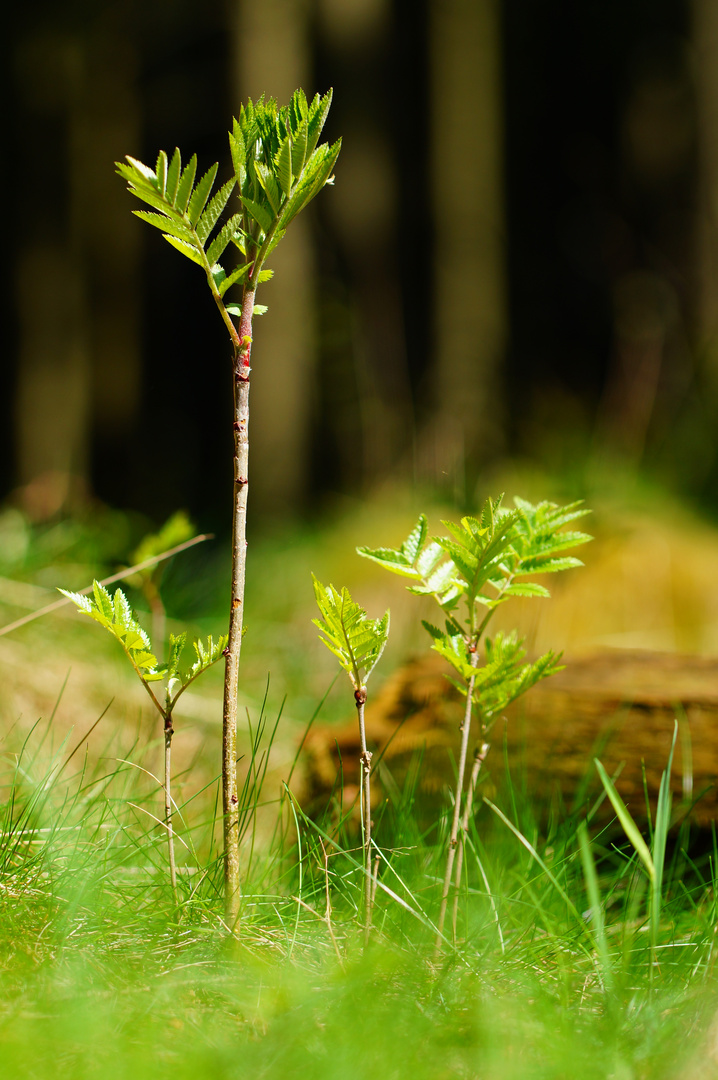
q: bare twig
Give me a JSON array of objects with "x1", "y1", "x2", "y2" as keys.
[
  {"x1": 451, "y1": 739, "x2": 490, "y2": 939},
  {"x1": 435, "y1": 649, "x2": 479, "y2": 953},
  {"x1": 164, "y1": 716, "x2": 178, "y2": 905},
  {"x1": 0, "y1": 533, "x2": 213, "y2": 639},
  {"x1": 355, "y1": 687, "x2": 374, "y2": 940}
]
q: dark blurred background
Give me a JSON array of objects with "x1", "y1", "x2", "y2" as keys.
[{"x1": 4, "y1": 0, "x2": 718, "y2": 534}]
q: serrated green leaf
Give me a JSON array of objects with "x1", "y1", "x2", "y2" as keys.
[
  {"x1": 229, "y1": 124, "x2": 246, "y2": 188},
  {"x1": 241, "y1": 196, "x2": 274, "y2": 235},
  {"x1": 416, "y1": 540, "x2": 444, "y2": 578},
  {"x1": 197, "y1": 179, "x2": 237, "y2": 244},
  {"x1": 205, "y1": 213, "x2": 243, "y2": 266},
  {"x1": 514, "y1": 556, "x2": 584, "y2": 576},
  {"x1": 290, "y1": 88, "x2": 308, "y2": 129},
  {"x1": 356, "y1": 546, "x2": 417, "y2": 579},
  {"x1": 175, "y1": 154, "x2": 197, "y2": 213},
  {"x1": 254, "y1": 161, "x2": 281, "y2": 214},
  {"x1": 93, "y1": 581, "x2": 114, "y2": 622},
  {"x1": 124, "y1": 155, "x2": 157, "y2": 186},
  {"x1": 121, "y1": 184, "x2": 180, "y2": 215},
  {"x1": 166, "y1": 148, "x2": 181, "y2": 203},
  {"x1": 403, "y1": 515, "x2": 428, "y2": 563},
  {"x1": 290, "y1": 124, "x2": 307, "y2": 177},
  {"x1": 275, "y1": 135, "x2": 293, "y2": 196},
  {"x1": 156, "y1": 150, "x2": 168, "y2": 197},
  {"x1": 116, "y1": 161, "x2": 156, "y2": 194},
  {"x1": 132, "y1": 211, "x2": 193, "y2": 242},
  {"x1": 60, "y1": 582, "x2": 164, "y2": 684},
  {"x1": 312, "y1": 574, "x2": 389, "y2": 689},
  {"x1": 216, "y1": 263, "x2": 250, "y2": 297},
  {"x1": 167, "y1": 632, "x2": 186, "y2": 679},
  {"x1": 306, "y1": 89, "x2": 333, "y2": 156},
  {"x1": 278, "y1": 140, "x2": 341, "y2": 230},
  {"x1": 188, "y1": 162, "x2": 218, "y2": 225},
  {"x1": 503, "y1": 582, "x2": 551, "y2": 598},
  {"x1": 163, "y1": 234, "x2": 203, "y2": 265},
  {"x1": 57, "y1": 588, "x2": 92, "y2": 614}
]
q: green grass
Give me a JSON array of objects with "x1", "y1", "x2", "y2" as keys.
[
  {"x1": 3, "y1": 498, "x2": 718, "y2": 1078},
  {"x1": 1, "y1": 708, "x2": 717, "y2": 1080}
]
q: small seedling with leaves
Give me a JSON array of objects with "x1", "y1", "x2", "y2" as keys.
[
  {"x1": 358, "y1": 495, "x2": 591, "y2": 949},
  {"x1": 117, "y1": 89, "x2": 341, "y2": 923},
  {"x1": 59, "y1": 581, "x2": 227, "y2": 903},
  {"x1": 312, "y1": 574, "x2": 389, "y2": 936}
]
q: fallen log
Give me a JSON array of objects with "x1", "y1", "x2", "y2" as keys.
[{"x1": 301, "y1": 649, "x2": 718, "y2": 826}]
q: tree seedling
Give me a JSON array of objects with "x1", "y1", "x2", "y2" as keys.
[
  {"x1": 117, "y1": 90, "x2": 341, "y2": 924},
  {"x1": 60, "y1": 581, "x2": 227, "y2": 903},
  {"x1": 312, "y1": 575, "x2": 389, "y2": 938},
  {"x1": 358, "y1": 496, "x2": 591, "y2": 952}
]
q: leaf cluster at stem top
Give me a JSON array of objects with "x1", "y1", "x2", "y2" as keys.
[
  {"x1": 357, "y1": 495, "x2": 591, "y2": 725},
  {"x1": 311, "y1": 574, "x2": 389, "y2": 693},
  {"x1": 116, "y1": 89, "x2": 341, "y2": 334},
  {"x1": 59, "y1": 582, "x2": 227, "y2": 718}
]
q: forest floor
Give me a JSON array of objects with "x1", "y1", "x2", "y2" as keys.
[{"x1": 3, "y1": 476, "x2": 718, "y2": 1078}]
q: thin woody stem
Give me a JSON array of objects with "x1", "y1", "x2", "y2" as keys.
[
  {"x1": 164, "y1": 712, "x2": 178, "y2": 905},
  {"x1": 355, "y1": 687, "x2": 373, "y2": 940},
  {"x1": 451, "y1": 737, "x2": 490, "y2": 939},
  {"x1": 435, "y1": 646, "x2": 479, "y2": 955},
  {"x1": 222, "y1": 285, "x2": 255, "y2": 928}
]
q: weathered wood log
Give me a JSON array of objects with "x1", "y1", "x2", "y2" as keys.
[{"x1": 301, "y1": 649, "x2": 718, "y2": 826}]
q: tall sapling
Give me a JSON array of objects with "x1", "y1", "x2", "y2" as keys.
[
  {"x1": 117, "y1": 91, "x2": 341, "y2": 923},
  {"x1": 358, "y1": 496, "x2": 591, "y2": 951}
]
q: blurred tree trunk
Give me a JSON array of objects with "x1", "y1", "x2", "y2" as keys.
[
  {"x1": 12, "y1": 15, "x2": 140, "y2": 520},
  {"x1": 230, "y1": 0, "x2": 315, "y2": 518},
  {"x1": 316, "y1": 0, "x2": 414, "y2": 490},
  {"x1": 693, "y1": 0, "x2": 718, "y2": 380},
  {"x1": 424, "y1": 0, "x2": 507, "y2": 498}
]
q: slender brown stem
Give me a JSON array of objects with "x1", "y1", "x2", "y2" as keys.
[
  {"x1": 355, "y1": 687, "x2": 373, "y2": 940},
  {"x1": 222, "y1": 286, "x2": 255, "y2": 928},
  {"x1": 451, "y1": 737, "x2": 490, "y2": 939},
  {"x1": 435, "y1": 647, "x2": 479, "y2": 955},
  {"x1": 164, "y1": 713, "x2": 178, "y2": 905}
]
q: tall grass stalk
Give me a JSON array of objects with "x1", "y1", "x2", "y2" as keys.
[{"x1": 595, "y1": 721, "x2": 677, "y2": 967}]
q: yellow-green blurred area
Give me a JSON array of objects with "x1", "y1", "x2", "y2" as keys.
[
  {"x1": 2, "y1": 467, "x2": 718, "y2": 837},
  {"x1": 6, "y1": 0, "x2": 718, "y2": 816}
]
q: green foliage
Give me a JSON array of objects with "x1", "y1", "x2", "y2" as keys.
[
  {"x1": 170, "y1": 633, "x2": 229, "y2": 702},
  {"x1": 429, "y1": 628, "x2": 563, "y2": 721},
  {"x1": 117, "y1": 89, "x2": 340, "y2": 319},
  {"x1": 358, "y1": 496, "x2": 591, "y2": 728},
  {"x1": 311, "y1": 574, "x2": 389, "y2": 691},
  {"x1": 59, "y1": 581, "x2": 165, "y2": 682},
  {"x1": 358, "y1": 496, "x2": 591, "y2": 616},
  {"x1": 129, "y1": 511, "x2": 195, "y2": 574},
  {"x1": 595, "y1": 721, "x2": 677, "y2": 954},
  {"x1": 59, "y1": 582, "x2": 227, "y2": 708}
]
